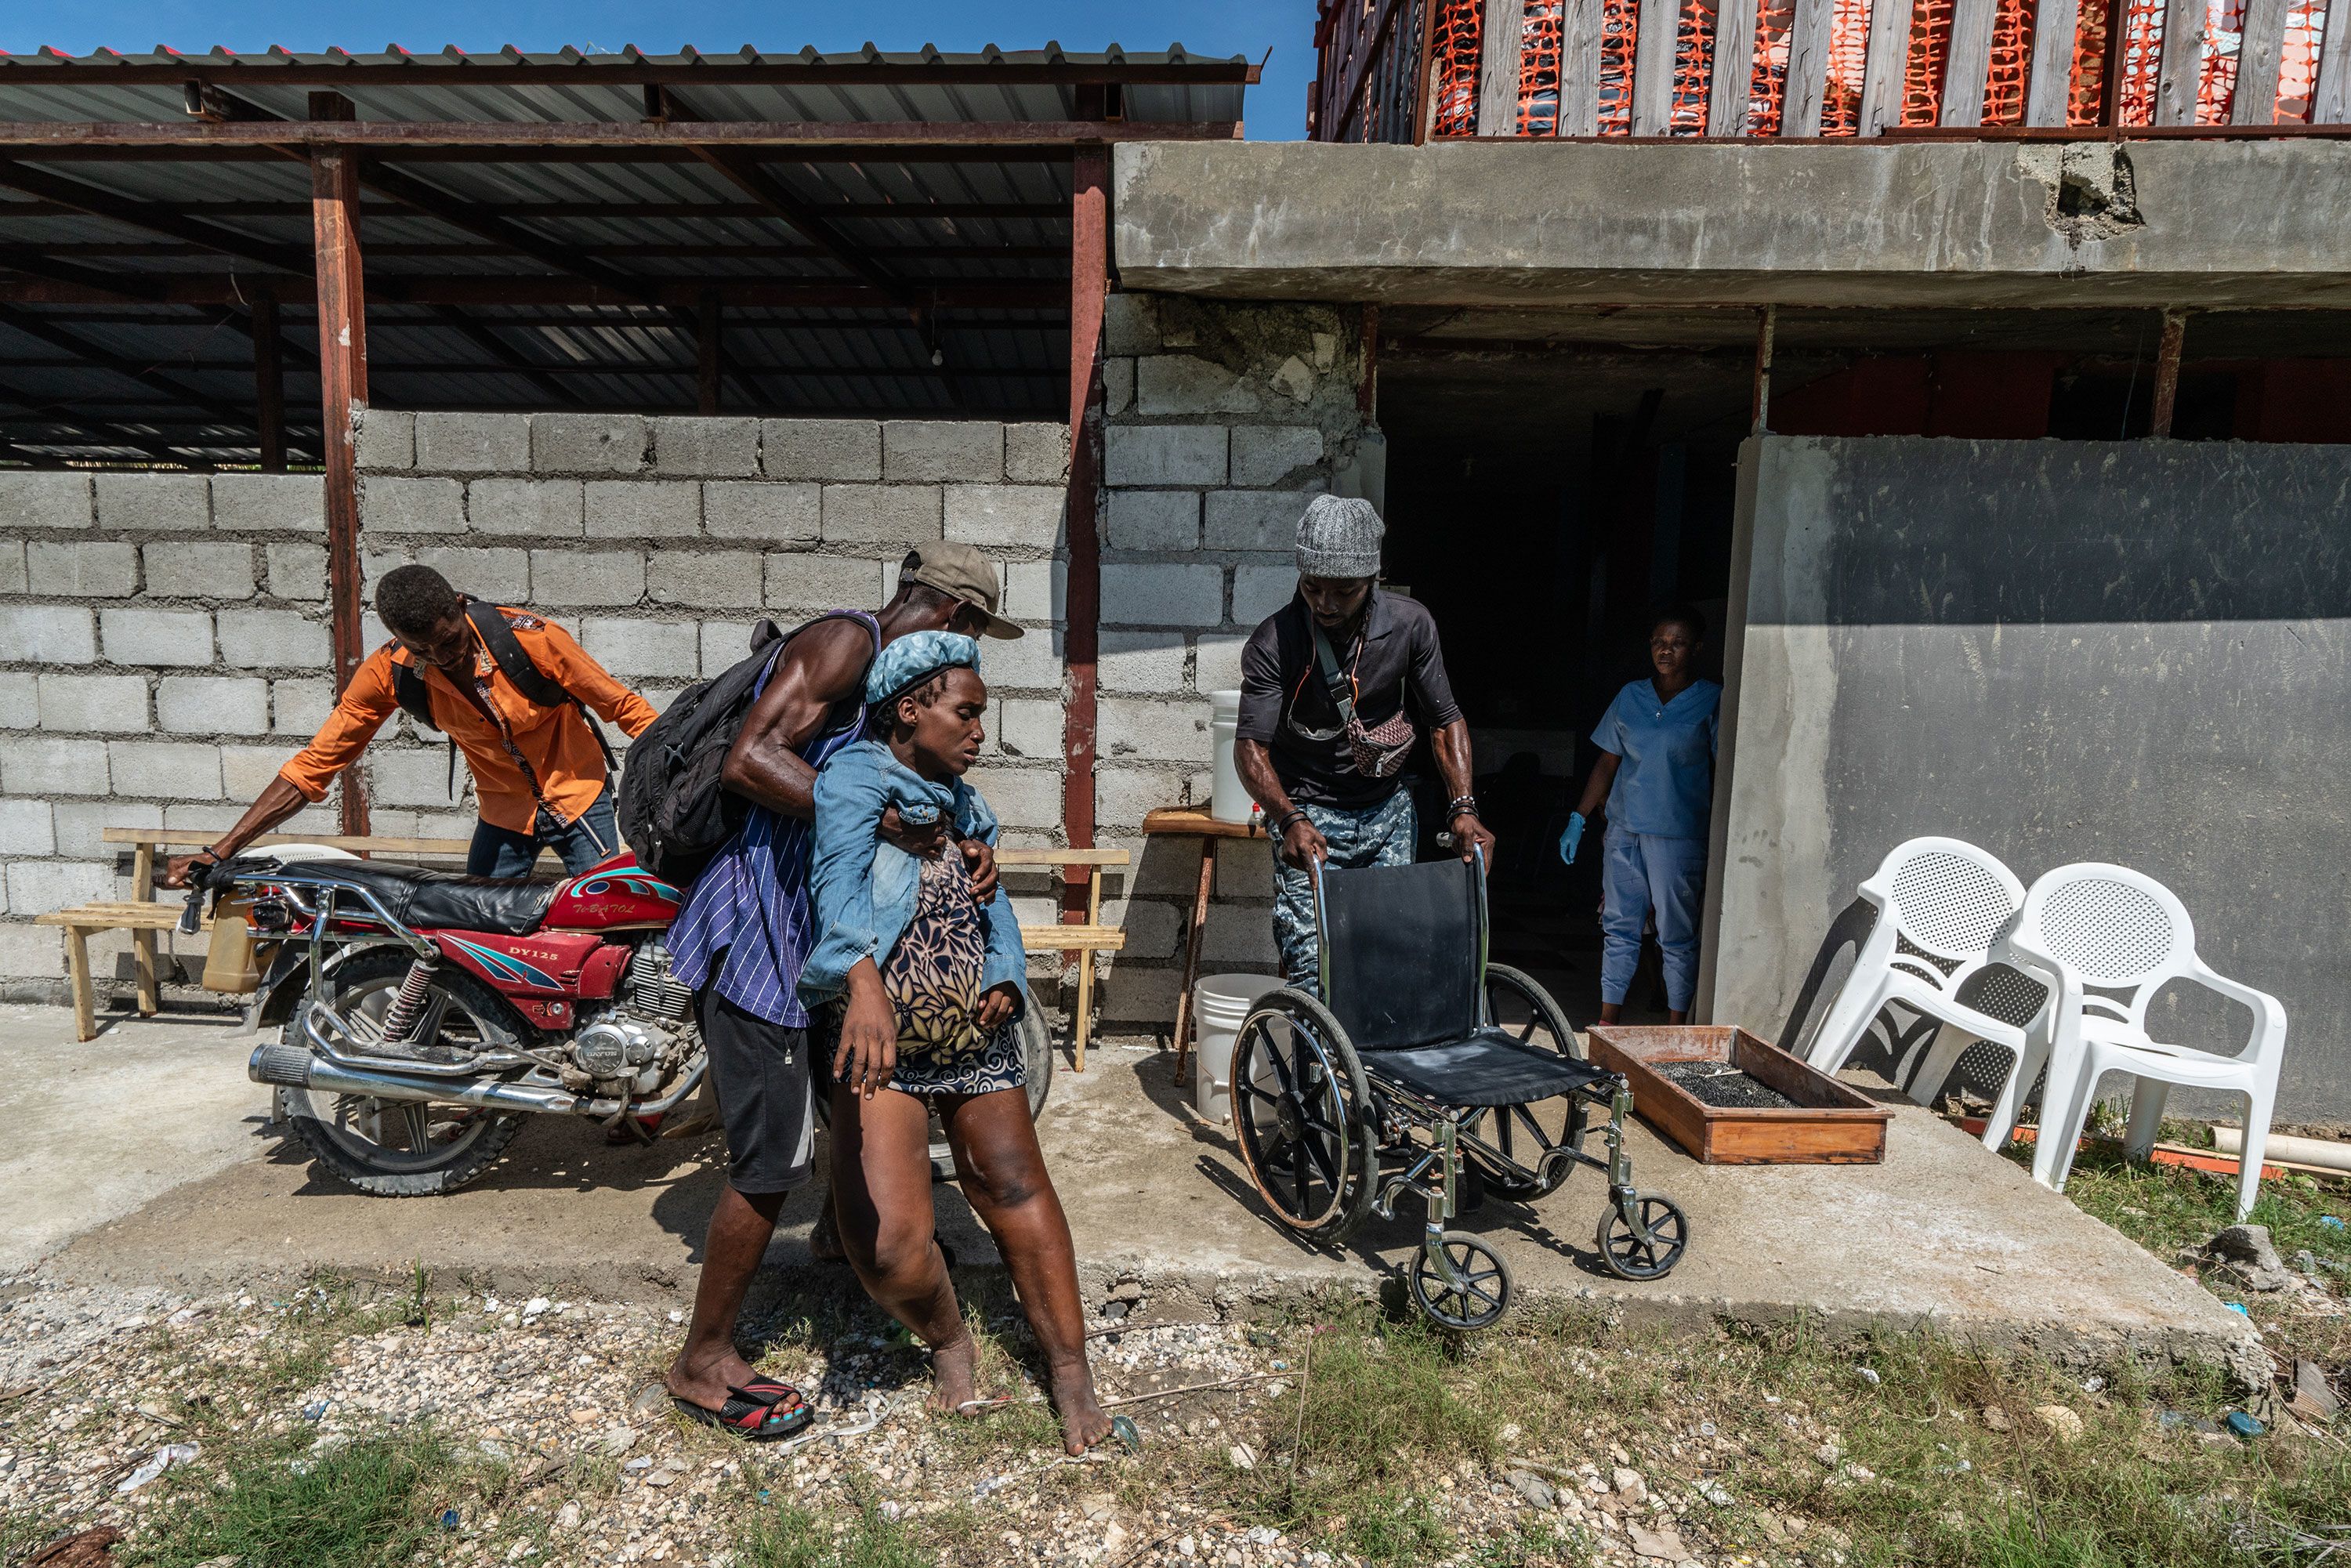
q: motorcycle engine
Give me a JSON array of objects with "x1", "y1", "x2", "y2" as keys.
[{"x1": 570, "y1": 942, "x2": 698, "y2": 1090}]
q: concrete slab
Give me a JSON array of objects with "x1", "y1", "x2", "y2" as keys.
[
  {"x1": 22, "y1": 997, "x2": 2255, "y2": 1378},
  {"x1": 0, "y1": 1003, "x2": 274, "y2": 1272},
  {"x1": 1112, "y1": 139, "x2": 2351, "y2": 310}
]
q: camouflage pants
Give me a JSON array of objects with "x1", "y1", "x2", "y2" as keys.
[{"x1": 1270, "y1": 790, "x2": 1419, "y2": 990}]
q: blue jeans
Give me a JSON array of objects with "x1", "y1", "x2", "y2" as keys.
[
  {"x1": 466, "y1": 787, "x2": 619, "y2": 878},
  {"x1": 1599, "y1": 828, "x2": 1708, "y2": 1012},
  {"x1": 1270, "y1": 791, "x2": 1418, "y2": 989}
]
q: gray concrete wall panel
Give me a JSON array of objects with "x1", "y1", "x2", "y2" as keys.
[{"x1": 1713, "y1": 435, "x2": 2351, "y2": 1123}]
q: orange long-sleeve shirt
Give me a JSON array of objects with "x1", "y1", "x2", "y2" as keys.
[{"x1": 278, "y1": 607, "x2": 658, "y2": 833}]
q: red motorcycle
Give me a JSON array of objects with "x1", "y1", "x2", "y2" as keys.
[{"x1": 199, "y1": 849, "x2": 1047, "y2": 1197}]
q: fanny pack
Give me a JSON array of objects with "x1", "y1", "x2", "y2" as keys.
[{"x1": 1310, "y1": 621, "x2": 1416, "y2": 779}]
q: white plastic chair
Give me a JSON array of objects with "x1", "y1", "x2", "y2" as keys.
[
  {"x1": 1803, "y1": 838, "x2": 2051, "y2": 1150},
  {"x1": 1994, "y1": 863, "x2": 2288, "y2": 1219}
]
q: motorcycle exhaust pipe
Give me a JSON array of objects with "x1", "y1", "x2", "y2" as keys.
[{"x1": 250, "y1": 1040, "x2": 592, "y2": 1116}]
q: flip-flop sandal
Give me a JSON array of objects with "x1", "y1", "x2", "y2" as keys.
[{"x1": 672, "y1": 1384, "x2": 815, "y2": 1440}]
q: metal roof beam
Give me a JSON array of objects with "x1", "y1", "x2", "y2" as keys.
[
  {"x1": 0, "y1": 160, "x2": 312, "y2": 273},
  {"x1": 0, "y1": 302, "x2": 255, "y2": 429},
  {"x1": 0, "y1": 247, "x2": 168, "y2": 301},
  {"x1": 1, "y1": 199, "x2": 1071, "y2": 220},
  {"x1": 5, "y1": 59, "x2": 1253, "y2": 88},
  {"x1": 14, "y1": 145, "x2": 1095, "y2": 165},
  {"x1": 0, "y1": 120, "x2": 1236, "y2": 150},
  {"x1": 0, "y1": 276, "x2": 1063, "y2": 308},
  {"x1": 423, "y1": 306, "x2": 582, "y2": 404},
  {"x1": 650, "y1": 86, "x2": 915, "y2": 310}
]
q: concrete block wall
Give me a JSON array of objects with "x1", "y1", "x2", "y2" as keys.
[
  {"x1": 1089, "y1": 293, "x2": 1369, "y2": 1028},
  {"x1": 357, "y1": 409, "x2": 1073, "y2": 957},
  {"x1": 0, "y1": 411, "x2": 1067, "y2": 1009},
  {"x1": 0, "y1": 469, "x2": 344, "y2": 998}
]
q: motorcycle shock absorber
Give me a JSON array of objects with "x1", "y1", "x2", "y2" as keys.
[{"x1": 377, "y1": 958, "x2": 440, "y2": 1045}]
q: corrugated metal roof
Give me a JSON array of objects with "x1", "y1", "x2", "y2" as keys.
[{"x1": 0, "y1": 45, "x2": 1243, "y2": 464}]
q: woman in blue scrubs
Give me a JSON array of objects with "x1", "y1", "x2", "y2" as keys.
[{"x1": 1559, "y1": 609, "x2": 1722, "y2": 1024}]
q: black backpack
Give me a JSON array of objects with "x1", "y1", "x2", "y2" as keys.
[
  {"x1": 617, "y1": 611, "x2": 878, "y2": 886},
  {"x1": 391, "y1": 601, "x2": 617, "y2": 799}
]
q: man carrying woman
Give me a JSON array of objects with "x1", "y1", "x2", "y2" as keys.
[{"x1": 1561, "y1": 608, "x2": 1722, "y2": 1024}]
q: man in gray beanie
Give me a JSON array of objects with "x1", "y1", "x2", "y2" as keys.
[{"x1": 1233, "y1": 494, "x2": 1495, "y2": 987}]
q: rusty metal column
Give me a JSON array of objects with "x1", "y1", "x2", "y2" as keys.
[
  {"x1": 252, "y1": 288, "x2": 286, "y2": 471},
  {"x1": 1061, "y1": 145, "x2": 1109, "y2": 920},
  {"x1": 2150, "y1": 310, "x2": 2188, "y2": 439},
  {"x1": 310, "y1": 92, "x2": 371, "y2": 834},
  {"x1": 696, "y1": 290, "x2": 723, "y2": 415}
]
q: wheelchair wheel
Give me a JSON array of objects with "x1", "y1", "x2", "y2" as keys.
[
  {"x1": 1230, "y1": 988, "x2": 1377, "y2": 1243},
  {"x1": 1596, "y1": 1193, "x2": 1690, "y2": 1280},
  {"x1": 1410, "y1": 1232, "x2": 1512, "y2": 1331},
  {"x1": 1467, "y1": 964, "x2": 1587, "y2": 1200}
]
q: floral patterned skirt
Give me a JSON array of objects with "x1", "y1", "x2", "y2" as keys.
[{"x1": 819, "y1": 850, "x2": 1024, "y2": 1100}]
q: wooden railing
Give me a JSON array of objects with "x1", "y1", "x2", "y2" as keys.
[{"x1": 1310, "y1": 0, "x2": 2351, "y2": 140}]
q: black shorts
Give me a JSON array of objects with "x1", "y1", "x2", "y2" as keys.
[{"x1": 700, "y1": 985, "x2": 814, "y2": 1195}]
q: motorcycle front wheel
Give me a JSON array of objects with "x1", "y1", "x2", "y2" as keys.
[{"x1": 278, "y1": 949, "x2": 528, "y2": 1197}]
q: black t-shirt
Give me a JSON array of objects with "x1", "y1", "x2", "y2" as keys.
[{"x1": 1235, "y1": 588, "x2": 1465, "y2": 808}]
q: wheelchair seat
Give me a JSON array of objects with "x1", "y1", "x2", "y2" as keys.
[
  {"x1": 273, "y1": 860, "x2": 565, "y2": 936},
  {"x1": 1363, "y1": 1029, "x2": 1614, "y2": 1108}
]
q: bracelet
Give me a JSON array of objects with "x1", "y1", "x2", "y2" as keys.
[
  {"x1": 1271, "y1": 808, "x2": 1310, "y2": 838},
  {"x1": 1446, "y1": 795, "x2": 1480, "y2": 820}
]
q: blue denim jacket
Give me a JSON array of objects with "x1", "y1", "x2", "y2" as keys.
[{"x1": 798, "y1": 738, "x2": 1028, "y2": 1013}]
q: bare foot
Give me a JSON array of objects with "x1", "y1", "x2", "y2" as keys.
[
  {"x1": 665, "y1": 1343, "x2": 761, "y2": 1414},
  {"x1": 928, "y1": 1331, "x2": 980, "y2": 1414},
  {"x1": 1049, "y1": 1360, "x2": 1113, "y2": 1455}
]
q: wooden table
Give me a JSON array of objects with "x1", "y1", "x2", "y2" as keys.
[
  {"x1": 1140, "y1": 805, "x2": 1265, "y2": 1081},
  {"x1": 998, "y1": 846, "x2": 1128, "y2": 1071},
  {"x1": 40, "y1": 828, "x2": 488, "y2": 1041}
]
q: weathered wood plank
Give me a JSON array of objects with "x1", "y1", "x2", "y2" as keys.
[
  {"x1": 2154, "y1": 0, "x2": 2211, "y2": 124},
  {"x1": 1783, "y1": 0, "x2": 1839, "y2": 133},
  {"x1": 1630, "y1": 0, "x2": 1683, "y2": 132},
  {"x1": 1708, "y1": 0, "x2": 1762, "y2": 132},
  {"x1": 1939, "y1": 0, "x2": 2001, "y2": 125},
  {"x1": 1857, "y1": 0, "x2": 1917, "y2": 134},
  {"x1": 2023, "y1": 0, "x2": 2083, "y2": 125},
  {"x1": 1559, "y1": 0, "x2": 1608, "y2": 132},
  {"x1": 2229, "y1": 0, "x2": 2292, "y2": 122},
  {"x1": 1478, "y1": 0, "x2": 1531, "y2": 132},
  {"x1": 2320, "y1": 0, "x2": 2351, "y2": 122}
]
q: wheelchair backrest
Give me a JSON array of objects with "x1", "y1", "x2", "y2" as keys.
[{"x1": 1319, "y1": 856, "x2": 1485, "y2": 1051}]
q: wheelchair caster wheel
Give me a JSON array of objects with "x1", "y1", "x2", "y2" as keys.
[
  {"x1": 1596, "y1": 1193, "x2": 1689, "y2": 1280},
  {"x1": 1408, "y1": 1231, "x2": 1512, "y2": 1331}
]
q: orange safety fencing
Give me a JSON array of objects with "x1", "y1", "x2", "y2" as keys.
[{"x1": 1415, "y1": 0, "x2": 2330, "y2": 136}]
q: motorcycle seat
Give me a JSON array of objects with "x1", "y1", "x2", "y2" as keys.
[{"x1": 273, "y1": 860, "x2": 565, "y2": 937}]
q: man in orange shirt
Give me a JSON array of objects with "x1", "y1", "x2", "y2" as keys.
[{"x1": 164, "y1": 565, "x2": 657, "y2": 885}]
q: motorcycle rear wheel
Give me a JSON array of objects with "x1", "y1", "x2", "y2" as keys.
[{"x1": 280, "y1": 949, "x2": 528, "y2": 1197}]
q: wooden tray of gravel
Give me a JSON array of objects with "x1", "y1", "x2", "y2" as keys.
[{"x1": 1585, "y1": 1025, "x2": 1892, "y2": 1165}]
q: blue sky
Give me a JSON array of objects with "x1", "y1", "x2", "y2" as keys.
[{"x1": 2, "y1": 1, "x2": 1315, "y2": 139}]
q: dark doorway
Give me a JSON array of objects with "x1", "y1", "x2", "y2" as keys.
[{"x1": 1377, "y1": 342, "x2": 1748, "y2": 1027}]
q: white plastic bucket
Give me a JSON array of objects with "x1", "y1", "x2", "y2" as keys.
[
  {"x1": 1194, "y1": 972, "x2": 1284, "y2": 1124},
  {"x1": 1209, "y1": 689, "x2": 1251, "y2": 824}
]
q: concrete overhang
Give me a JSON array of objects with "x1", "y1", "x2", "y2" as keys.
[{"x1": 1113, "y1": 138, "x2": 2351, "y2": 310}]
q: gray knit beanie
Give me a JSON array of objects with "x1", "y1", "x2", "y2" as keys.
[{"x1": 1295, "y1": 494, "x2": 1383, "y2": 580}]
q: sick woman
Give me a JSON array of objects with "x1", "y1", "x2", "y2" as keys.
[
  {"x1": 1560, "y1": 607, "x2": 1722, "y2": 1026},
  {"x1": 798, "y1": 630, "x2": 1111, "y2": 1454}
]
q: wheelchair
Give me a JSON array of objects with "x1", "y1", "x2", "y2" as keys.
[{"x1": 1229, "y1": 853, "x2": 1689, "y2": 1331}]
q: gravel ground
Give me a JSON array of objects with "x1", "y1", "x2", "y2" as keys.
[{"x1": 0, "y1": 1267, "x2": 1806, "y2": 1568}]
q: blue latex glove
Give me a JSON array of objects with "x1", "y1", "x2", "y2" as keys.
[{"x1": 1558, "y1": 812, "x2": 1586, "y2": 866}]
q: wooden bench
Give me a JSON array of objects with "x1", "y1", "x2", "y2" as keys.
[
  {"x1": 1000, "y1": 846, "x2": 1128, "y2": 1072},
  {"x1": 40, "y1": 828, "x2": 487, "y2": 1041}
]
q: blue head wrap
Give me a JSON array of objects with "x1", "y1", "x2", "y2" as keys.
[{"x1": 864, "y1": 629, "x2": 980, "y2": 707}]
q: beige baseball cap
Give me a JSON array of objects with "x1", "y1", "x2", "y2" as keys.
[{"x1": 902, "y1": 541, "x2": 1023, "y2": 639}]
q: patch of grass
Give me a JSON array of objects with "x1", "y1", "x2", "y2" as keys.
[
  {"x1": 735, "y1": 1498, "x2": 935, "y2": 1568},
  {"x1": 136, "y1": 1429, "x2": 452, "y2": 1568},
  {"x1": 2052, "y1": 1139, "x2": 2351, "y2": 1271},
  {"x1": 1218, "y1": 1313, "x2": 1494, "y2": 1563}
]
